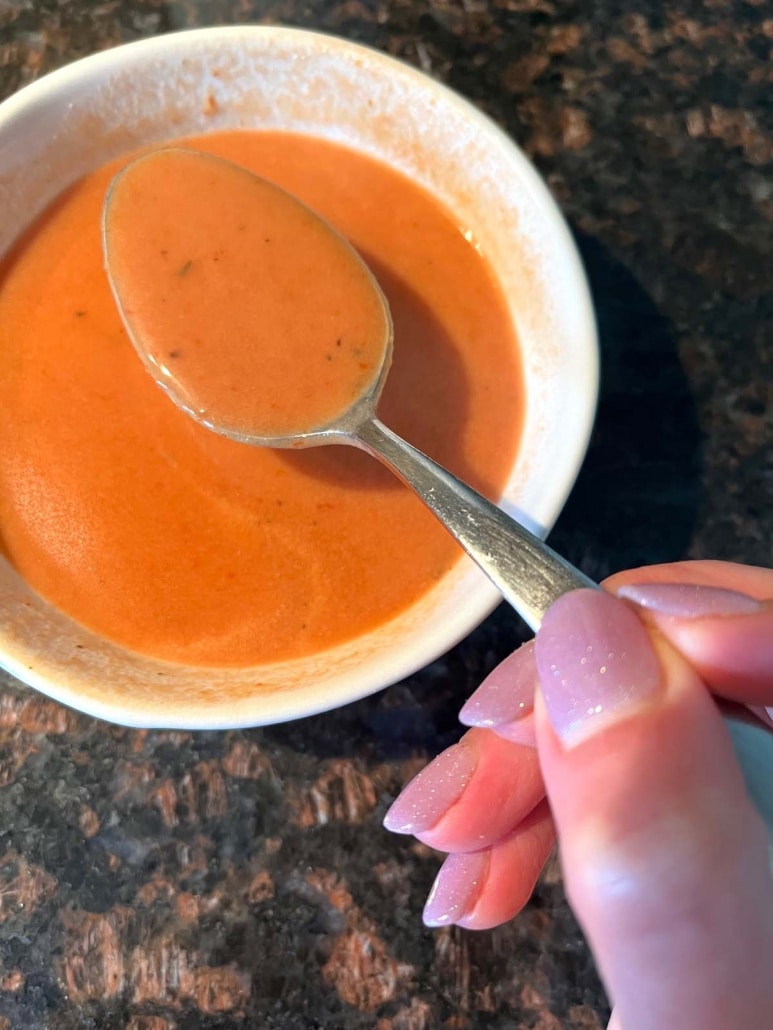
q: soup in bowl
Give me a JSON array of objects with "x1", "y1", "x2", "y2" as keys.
[{"x1": 0, "y1": 27, "x2": 597, "y2": 728}]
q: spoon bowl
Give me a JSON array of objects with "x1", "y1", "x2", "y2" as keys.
[{"x1": 103, "y1": 147, "x2": 395, "y2": 447}]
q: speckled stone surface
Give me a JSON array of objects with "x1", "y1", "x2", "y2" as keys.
[{"x1": 0, "y1": 1, "x2": 771, "y2": 1027}]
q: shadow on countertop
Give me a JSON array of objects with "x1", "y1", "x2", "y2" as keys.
[{"x1": 549, "y1": 226, "x2": 704, "y2": 580}]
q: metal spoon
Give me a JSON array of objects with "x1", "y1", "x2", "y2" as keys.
[
  {"x1": 103, "y1": 150, "x2": 773, "y2": 839},
  {"x1": 103, "y1": 148, "x2": 595, "y2": 633}
]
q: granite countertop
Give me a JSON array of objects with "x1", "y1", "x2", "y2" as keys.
[{"x1": 0, "y1": 1, "x2": 771, "y2": 1027}]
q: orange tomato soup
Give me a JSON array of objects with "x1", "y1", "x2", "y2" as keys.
[{"x1": 0, "y1": 131, "x2": 523, "y2": 666}]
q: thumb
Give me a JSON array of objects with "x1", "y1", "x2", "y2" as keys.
[{"x1": 534, "y1": 589, "x2": 773, "y2": 1030}]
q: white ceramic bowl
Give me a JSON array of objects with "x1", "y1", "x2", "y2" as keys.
[{"x1": 0, "y1": 26, "x2": 598, "y2": 728}]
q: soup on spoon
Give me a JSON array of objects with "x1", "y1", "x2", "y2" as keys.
[
  {"x1": 104, "y1": 148, "x2": 593, "y2": 628},
  {"x1": 104, "y1": 147, "x2": 391, "y2": 441}
]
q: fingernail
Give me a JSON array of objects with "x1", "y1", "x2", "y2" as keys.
[
  {"x1": 536, "y1": 588, "x2": 662, "y2": 746},
  {"x1": 616, "y1": 583, "x2": 761, "y2": 618},
  {"x1": 459, "y1": 641, "x2": 536, "y2": 727},
  {"x1": 491, "y1": 715, "x2": 537, "y2": 748},
  {"x1": 743, "y1": 707, "x2": 773, "y2": 730},
  {"x1": 383, "y1": 742, "x2": 476, "y2": 834},
  {"x1": 423, "y1": 850, "x2": 489, "y2": 927}
]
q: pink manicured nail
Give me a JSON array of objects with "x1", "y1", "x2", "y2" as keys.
[
  {"x1": 459, "y1": 640, "x2": 536, "y2": 727},
  {"x1": 383, "y1": 742, "x2": 476, "y2": 834},
  {"x1": 423, "y1": 850, "x2": 489, "y2": 927},
  {"x1": 617, "y1": 583, "x2": 761, "y2": 618},
  {"x1": 536, "y1": 588, "x2": 662, "y2": 745},
  {"x1": 492, "y1": 715, "x2": 537, "y2": 748}
]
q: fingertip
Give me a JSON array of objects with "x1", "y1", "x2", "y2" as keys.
[
  {"x1": 535, "y1": 589, "x2": 663, "y2": 747},
  {"x1": 459, "y1": 640, "x2": 537, "y2": 728},
  {"x1": 490, "y1": 711, "x2": 537, "y2": 748},
  {"x1": 604, "y1": 564, "x2": 773, "y2": 704},
  {"x1": 422, "y1": 801, "x2": 555, "y2": 931},
  {"x1": 455, "y1": 800, "x2": 555, "y2": 930},
  {"x1": 422, "y1": 850, "x2": 488, "y2": 928},
  {"x1": 382, "y1": 740, "x2": 476, "y2": 835},
  {"x1": 616, "y1": 582, "x2": 762, "y2": 618},
  {"x1": 383, "y1": 728, "x2": 546, "y2": 854},
  {"x1": 414, "y1": 729, "x2": 545, "y2": 853},
  {"x1": 626, "y1": 603, "x2": 773, "y2": 703}
]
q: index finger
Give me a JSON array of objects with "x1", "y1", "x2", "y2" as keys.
[{"x1": 604, "y1": 560, "x2": 773, "y2": 705}]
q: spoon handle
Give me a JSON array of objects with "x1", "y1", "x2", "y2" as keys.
[
  {"x1": 355, "y1": 420, "x2": 773, "y2": 845},
  {"x1": 354, "y1": 417, "x2": 597, "y2": 630}
]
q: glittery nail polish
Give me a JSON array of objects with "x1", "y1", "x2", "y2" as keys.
[
  {"x1": 382, "y1": 741, "x2": 476, "y2": 834},
  {"x1": 617, "y1": 582, "x2": 761, "y2": 618},
  {"x1": 536, "y1": 588, "x2": 662, "y2": 746},
  {"x1": 423, "y1": 850, "x2": 489, "y2": 927},
  {"x1": 459, "y1": 640, "x2": 536, "y2": 728}
]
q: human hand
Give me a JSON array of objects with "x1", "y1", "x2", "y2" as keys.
[{"x1": 383, "y1": 560, "x2": 773, "y2": 1029}]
